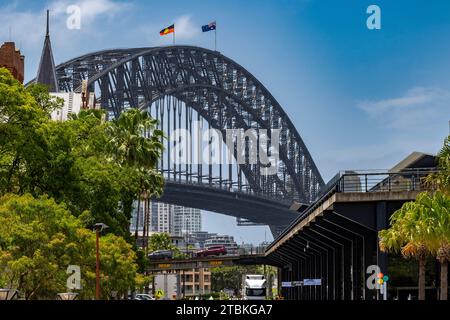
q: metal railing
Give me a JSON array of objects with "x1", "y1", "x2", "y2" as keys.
[{"x1": 335, "y1": 168, "x2": 436, "y2": 194}]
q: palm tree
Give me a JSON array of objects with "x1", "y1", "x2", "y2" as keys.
[
  {"x1": 425, "y1": 135, "x2": 450, "y2": 195},
  {"x1": 424, "y1": 135, "x2": 450, "y2": 300},
  {"x1": 107, "y1": 109, "x2": 163, "y2": 169},
  {"x1": 379, "y1": 194, "x2": 435, "y2": 300},
  {"x1": 425, "y1": 192, "x2": 450, "y2": 300},
  {"x1": 148, "y1": 232, "x2": 178, "y2": 253},
  {"x1": 106, "y1": 109, "x2": 164, "y2": 241},
  {"x1": 140, "y1": 170, "x2": 164, "y2": 253},
  {"x1": 381, "y1": 135, "x2": 450, "y2": 300}
]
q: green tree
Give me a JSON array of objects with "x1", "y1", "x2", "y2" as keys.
[
  {"x1": 78, "y1": 233, "x2": 140, "y2": 300},
  {"x1": 379, "y1": 196, "x2": 431, "y2": 300},
  {"x1": 106, "y1": 109, "x2": 164, "y2": 241},
  {"x1": 379, "y1": 135, "x2": 450, "y2": 301},
  {"x1": 0, "y1": 68, "x2": 166, "y2": 298},
  {"x1": 107, "y1": 108, "x2": 163, "y2": 169},
  {"x1": 428, "y1": 192, "x2": 450, "y2": 300},
  {"x1": 0, "y1": 193, "x2": 139, "y2": 300},
  {"x1": 211, "y1": 265, "x2": 262, "y2": 296},
  {"x1": 422, "y1": 135, "x2": 450, "y2": 300},
  {"x1": 379, "y1": 192, "x2": 450, "y2": 300},
  {"x1": 0, "y1": 69, "x2": 164, "y2": 239},
  {"x1": 426, "y1": 135, "x2": 450, "y2": 195},
  {"x1": 0, "y1": 69, "x2": 57, "y2": 195},
  {"x1": 148, "y1": 232, "x2": 179, "y2": 254}
]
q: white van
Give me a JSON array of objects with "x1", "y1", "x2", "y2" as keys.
[{"x1": 243, "y1": 275, "x2": 266, "y2": 300}]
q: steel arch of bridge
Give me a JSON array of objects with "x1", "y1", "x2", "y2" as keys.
[{"x1": 31, "y1": 46, "x2": 324, "y2": 234}]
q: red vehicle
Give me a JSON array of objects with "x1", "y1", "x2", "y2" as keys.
[{"x1": 196, "y1": 245, "x2": 227, "y2": 257}]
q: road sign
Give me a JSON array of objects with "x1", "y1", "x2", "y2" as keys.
[
  {"x1": 281, "y1": 281, "x2": 292, "y2": 287},
  {"x1": 292, "y1": 281, "x2": 303, "y2": 287},
  {"x1": 155, "y1": 289, "x2": 164, "y2": 299},
  {"x1": 303, "y1": 279, "x2": 322, "y2": 286}
]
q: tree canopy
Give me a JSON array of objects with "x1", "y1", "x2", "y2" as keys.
[
  {"x1": 0, "y1": 194, "x2": 138, "y2": 299},
  {"x1": 379, "y1": 135, "x2": 450, "y2": 300},
  {"x1": 0, "y1": 68, "x2": 164, "y2": 238},
  {"x1": 0, "y1": 67, "x2": 165, "y2": 298}
]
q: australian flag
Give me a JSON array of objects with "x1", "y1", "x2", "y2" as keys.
[{"x1": 202, "y1": 21, "x2": 216, "y2": 32}]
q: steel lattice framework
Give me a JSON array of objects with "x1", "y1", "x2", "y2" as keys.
[{"x1": 29, "y1": 46, "x2": 324, "y2": 235}]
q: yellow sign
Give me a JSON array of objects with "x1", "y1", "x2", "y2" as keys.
[
  {"x1": 155, "y1": 289, "x2": 164, "y2": 299},
  {"x1": 158, "y1": 264, "x2": 171, "y2": 269},
  {"x1": 209, "y1": 261, "x2": 223, "y2": 266}
]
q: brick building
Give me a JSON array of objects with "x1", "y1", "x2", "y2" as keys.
[{"x1": 0, "y1": 42, "x2": 24, "y2": 83}]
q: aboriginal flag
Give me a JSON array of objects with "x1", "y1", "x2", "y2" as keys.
[{"x1": 160, "y1": 24, "x2": 175, "y2": 36}]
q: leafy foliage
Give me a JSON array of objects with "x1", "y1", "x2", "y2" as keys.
[
  {"x1": 0, "y1": 68, "x2": 165, "y2": 298},
  {"x1": 379, "y1": 135, "x2": 450, "y2": 299},
  {"x1": 0, "y1": 194, "x2": 138, "y2": 299},
  {"x1": 0, "y1": 68, "x2": 164, "y2": 238},
  {"x1": 425, "y1": 135, "x2": 450, "y2": 195},
  {"x1": 210, "y1": 265, "x2": 270, "y2": 295},
  {"x1": 148, "y1": 232, "x2": 181, "y2": 257}
]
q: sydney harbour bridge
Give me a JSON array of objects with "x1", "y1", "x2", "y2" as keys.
[{"x1": 31, "y1": 46, "x2": 324, "y2": 236}]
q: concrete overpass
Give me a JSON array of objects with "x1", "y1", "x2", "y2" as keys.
[
  {"x1": 264, "y1": 152, "x2": 437, "y2": 300},
  {"x1": 146, "y1": 254, "x2": 267, "y2": 273}
]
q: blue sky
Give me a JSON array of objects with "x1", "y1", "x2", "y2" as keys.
[{"x1": 1, "y1": 0, "x2": 449, "y2": 244}]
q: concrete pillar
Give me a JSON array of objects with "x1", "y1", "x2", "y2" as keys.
[
  {"x1": 278, "y1": 267, "x2": 282, "y2": 298},
  {"x1": 200, "y1": 268, "x2": 205, "y2": 295},
  {"x1": 376, "y1": 202, "x2": 388, "y2": 276},
  {"x1": 364, "y1": 231, "x2": 377, "y2": 300}
]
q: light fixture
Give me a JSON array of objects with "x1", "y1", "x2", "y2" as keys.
[
  {"x1": 56, "y1": 292, "x2": 79, "y2": 300},
  {"x1": 93, "y1": 223, "x2": 109, "y2": 232},
  {"x1": 0, "y1": 289, "x2": 18, "y2": 300}
]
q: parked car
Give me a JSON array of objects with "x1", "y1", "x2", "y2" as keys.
[
  {"x1": 196, "y1": 245, "x2": 227, "y2": 257},
  {"x1": 148, "y1": 249, "x2": 173, "y2": 260},
  {"x1": 134, "y1": 294, "x2": 155, "y2": 300}
]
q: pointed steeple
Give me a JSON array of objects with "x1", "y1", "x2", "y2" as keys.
[
  {"x1": 46, "y1": 9, "x2": 50, "y2": 37},
  {"x1": 36, "y1": 10, "x2": 58, "y2": 92}
]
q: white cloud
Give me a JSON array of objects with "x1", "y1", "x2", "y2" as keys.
[
  {"x1": 0, "y1": 0, "x2": 132, "y2": 82},
  {"x1": 358, "y1": 87, "x2": 450, "y2": 114},
  {"x1": 173, "y1": 15, "x2": 200, "y2": 40},
  {"x1": 357, "y1": 87, "x2": 450, "y2": 130},
  {"x1": 312, "y1": 87, "x2": 450, "y2": 181},
  {"x1": 49, "y1": 0, "x2": 129, "y2": 25},
  {"x1": 0, "y1": 8, "x2": 44, "y2": 47},
  {"x1": 0, "y1": 0, "x2": 129, "y2": 42}
]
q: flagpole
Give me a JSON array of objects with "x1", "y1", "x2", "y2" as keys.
[
  {"x1": 173, "y1": 26, "x2": 175, "y2": 45},
  {"x1": 215, "y1": 22, "x2": 217, "y2": 51}
]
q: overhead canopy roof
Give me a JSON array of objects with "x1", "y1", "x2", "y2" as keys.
[{"x1": 389, "y1": 152, "x2": 436, "y2": 172}]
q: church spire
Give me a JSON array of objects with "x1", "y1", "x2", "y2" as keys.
[
  {"x1": 46, "y1": 9, "x2": 50, "y2": 37},
  {"x1": 36, "y1": 9, "x2": 58, "y2": 92}
]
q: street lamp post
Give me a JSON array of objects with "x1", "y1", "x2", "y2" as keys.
[{"x1": 93, "y1": 223, "x2": 109, "y2": 300}]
